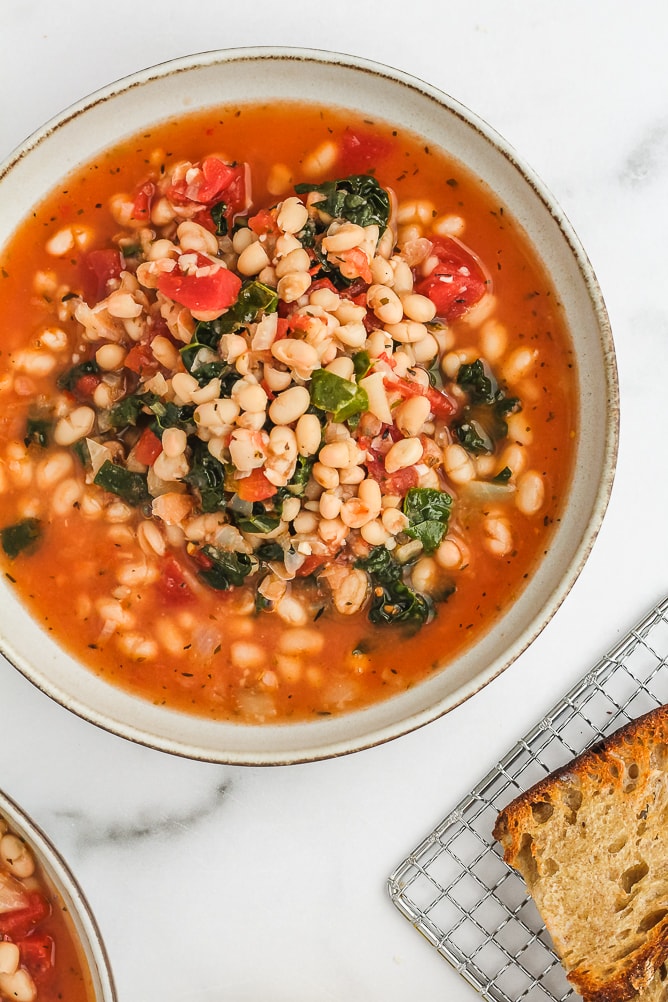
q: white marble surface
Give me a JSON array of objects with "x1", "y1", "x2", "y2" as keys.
[{"x1": 1, "y1": 2, "x2": 667, "y2": 999}]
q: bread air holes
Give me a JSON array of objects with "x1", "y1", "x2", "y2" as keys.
[
  {"x1": 517, "y1": 833, "x2": 539, "y2": 885},
  {"x1": 620, "y1": 860, "x2": 649, "y2": 894},
  {"x1": 607, "y1": 834, "x2": 628, "y2": 854},
  {"x1": 560, "y1": 783, "x2": 582, "y2": 824},
  {"x1": 530, "y1": 800, "x2": 554, "y2": 824},
  {"x1": 611, "y1": 939, "x2": 646, "y2": 963},
  {"x1": 637, "y1": 909, "x2": 668, "y2": 934},
  {"x1": 624, "y1": 760, "x2": 640, "y2": 792}
]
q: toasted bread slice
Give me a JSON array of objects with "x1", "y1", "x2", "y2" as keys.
[{"x1": 493, "y1": 704, "x2": 668, "y2": 1002}]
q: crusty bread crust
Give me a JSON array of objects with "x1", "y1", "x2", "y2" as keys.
[{"x1": 493, "y1": 704, "x2": 668, "y2": 1002}]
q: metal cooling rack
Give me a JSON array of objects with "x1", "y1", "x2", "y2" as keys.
[{"x1": 388, "y1": 593, "x2": 668, "y2": 1002}]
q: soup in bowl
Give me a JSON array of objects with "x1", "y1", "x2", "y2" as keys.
[
  {"x1": 0, "y1": 788, "x2": 115, "y2": 1001},
  {"x1": 0, "y1": 48, "x2": 617, "y2": 762}
]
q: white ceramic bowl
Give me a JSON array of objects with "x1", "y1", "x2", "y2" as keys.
[
  {"x1": 0, "y1": 47, "x2": 618, "y2": 764},
  {"x1": 0, "y1": 787, "x2": 116, "y2": 1000}
]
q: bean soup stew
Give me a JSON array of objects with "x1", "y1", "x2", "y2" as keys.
[
  {"x1": 0, "y1": 813, "x2": 94, "y2": 1001},
  {"x1": 0, "y1": 101, "x2": 577, "y2": 723}
]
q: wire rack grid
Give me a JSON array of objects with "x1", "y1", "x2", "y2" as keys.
[{"x1": 388, "y1": 593, "x2": 668, "y2": 1002}]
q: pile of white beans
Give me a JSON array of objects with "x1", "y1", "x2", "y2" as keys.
[{"x1": 0, "y1": 147, "x2": 548, "y2": 677}]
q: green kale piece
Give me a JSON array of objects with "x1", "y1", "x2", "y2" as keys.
[
  {"x1": 295, "y1": 174, "x2": 390, "y2": 230},
  {"x1": 196, "y1": 545, "x2": 254, "y2": 590},
  {"x1": 402, "y1": 488, "x2": 452, "y2": 555},
  {"x1": 1, "y1": 518, "x2": 42, "y2": 558},
  {"x1": 355, "y1": 546, "x2": 430, "y2": 627},
  {"x1": 93, "y1": 461, "x2": 150, "y2": 506}
]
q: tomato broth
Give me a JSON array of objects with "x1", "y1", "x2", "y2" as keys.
[{"x1": 0, "y1": 101, "x2": 577, "y2": 723}]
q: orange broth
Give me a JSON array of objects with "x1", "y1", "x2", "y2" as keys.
[{"x1": 0, "y1": 101, "x2": 577, "y2": 722}]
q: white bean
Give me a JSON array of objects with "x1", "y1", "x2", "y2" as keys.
[
  {"x1": 96, "y1": 343, "x2": 127, "y2": 370},
  {"x1": 0, "y1": 967, "x2": 37, "y2": 1002},
  {"x1": 277, "y1": 196, "x2": 309, "y2": 235},
  {"x1": 269, "y1": 385, "x2": 310, "y2": 425},
  {"x1": 411, "y1": 556, "x2": 439, "y2": 594},
  {"x1": 443, "y1": 443, "x2": 475, "y2": 484},
  {"x1": 295, "y1": 413, "x2": 322, "y2": 456},
  {"x1": 395, "y1": 395, "x2": 431, "y2": 437},
  {"x1": 367, "y1": 284, "x2": 403, "y2": 325},
  {"x1": 0, "y1": 942, "x2": 19, "y2": 976},
  {"x1": 275, "y1": 247, "x2": 311, "y2": 277},
  {"x1": 0, "y1": 834, "x2": 34, "y2": 878},
  {"x1": 332, "y1": 568, "x2": 369, "y2": 615},
  {"x1": 385, "y1": 437, "x2": 423, "y2": 473},
  {"x1": 237, "y1": 240, "x2": 270, "y2": 276},
  {"x1": 279, "y1": 627, "x2": 324, "y2": 656},
  {"x1": 322, "y1": 222, "x2": 365, "y2": 253},
  {"x1": 483, "y1": 515, "x2": 513, "y2": 557},
  {"x1": 516, "y1": 469, "x2": 545, "y2": 515},
  {"x1": 277, "y1": 271, "x2": 312, "y2": 303},
  {"x1": 400, "y1": 292, "x2": 437, "y2": 323}
]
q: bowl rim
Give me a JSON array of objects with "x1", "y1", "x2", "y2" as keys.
[
  {"x1": 0, "y1": 786, "x2": 117, "y2": 999},
  {"x1": 0, "y1": 46, "x2": 619, "y2": 764}
]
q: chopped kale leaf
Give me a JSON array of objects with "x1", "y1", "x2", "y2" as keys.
[
  {"x1": 234, "y1": 505, "x2": 282, "y2": 535},
  {"x1": 402, "y1": 487, "x2": 452, "y2": 555},
  {"x1": 355, "y1": 546, "x2": 430, "y2": 626},
  {"x1": 1, "y1": 518, "x2": 42, "y2": 558},
  {"x1": 93, "y1": 461, "x2": 150, "y2": 506},
  {"x1": 24, "y1": 416, "x2": 52, "y2": 448},
  {"x1": 295, "y1": 174, "x2": 390, "y2": 230},
  {"x1": 184, "y1": 440, "x2": 227, "y2": 512},
  {"x1": 196, "y1": 545, "x2": 254, "y2": 590},
  {"x1": 455, "y1": 358, "x2": 521, "y2": 451},
  {"x1": 309, "y1": 368, "x2": 369, "y2": 423}
]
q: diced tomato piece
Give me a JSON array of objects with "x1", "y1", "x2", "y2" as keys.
[
  {"x1": 287, "y1": 313, "x2": 312, "y2": 333},
  {"x1": 0, "y1": 892, "x2": 50, "y2": 939},
  {"x1": 217, "y1": 165, "x2": 247, "y2": 223},
  {"x1": 383, "y1": 374, "x2": 424, "y2": 400},
  {"x1": 192, "y1": 207, "x2": 217, "y2": 233},
  {"x1": 16, "y1": 933, "x2": 54, "y2": 981},
  {"x1": 248, "y1": 207, "x2": 279, "y2": 237},
  {"x1": 384, "y1": 465, "x2": 420, "y2": 495},
  {"x1": 415, "y1": 236, "x2": 488, "y2": 320},
  {"x1": 383, "y1": 374, "x2": 456, "y2": 419},
  {"x1": 274, "y1": 317, "x2": 289, "y2": 340},
  {"x1": 362, "y1": 308, "x2": 384, "y2": 334},
  {"x1": 338, "y1": 248, "x2": 372, "y2": 284},
  {"x1": 158, "y1": 556, "x2": 194, "y2": 603},
  {"x1": 308, "y1": 277, "x2": 339, "y2": 296},
  {"x1": 130, "y1": 180, "x2": 155, "y2": 222},
  {"x1": 80, "y1": 248, "x2": 123, "y2": 304},
  {"x1": 365, "y1": 453, "x2": 419, "y2": 496},
  {"x1": 74, "y1": 372, "x2": 102, "y2": 399},
  {"x1": 133, "y1": 427, "x2": 163, "y2": 466},
  {"x1": 197, "y1": 157, "x2": 236, "y2": 203},
  {"x1": 294, "y1": 553, "x2": 332, "y2": 578},
  {"x1": 425, "y1": 385, "x2": 456, "y2": 419},
  {"x1": 166, "y1": 158, "x2": 248, "y2": 227},
  {"x1": 235, "y1": 467, "x2": 277, "y2": 502},
  {"x1": 338, "y1": 127, "x2": 394, "y2": 174},
  {"x1": 124, "y1": 340, "x2": 160, "y2": 378},
  {"x1": 157, "y1": 258, "x2": 241, "y2": 313},
  {"x1": 375, "y1": 351, "x2": 397, "y2": 370}
]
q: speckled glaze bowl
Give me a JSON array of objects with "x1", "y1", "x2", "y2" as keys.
[
  {"x1": 0, "y1": 47, "x2": 618, "y2": 764},
  {"x1": 0, "y1": 787, "x2": 116, "y2": 1000}
]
